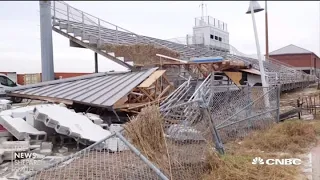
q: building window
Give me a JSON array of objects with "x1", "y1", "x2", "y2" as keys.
[
  {"x1": 219, "y1": 37, "x2": 222, "y2": 41},
  {"x1": 215, "y1": 36, "x2": 218, "y2": 40},
  {"x1": 210, "y1": 34, "x2": 214, "y2": 39}
]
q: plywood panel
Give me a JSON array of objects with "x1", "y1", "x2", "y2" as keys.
[
  {"x1": 138, "y1": 70, "x2": 166, "y2": 88},
  {"x1": 225, "y1": 72, "x2": 242, "y2": 86},
  {"x1": 113, "y1": 95, "x2": 128, "y2": 108}
]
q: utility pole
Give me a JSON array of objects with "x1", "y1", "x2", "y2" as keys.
[
  {"x1": 249, "y1": 1, "x2": 268, "y2": 88},
  {"x1": 247, "y1": 1, "x2": 270, "y2": 107}
]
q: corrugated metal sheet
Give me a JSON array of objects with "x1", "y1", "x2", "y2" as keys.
[
  {"x1": 269, "y1": 44, "x2": 312, "y2": 55},
  {"x1": 8, "y1": 68, "x2": 158, "y2": 108}
]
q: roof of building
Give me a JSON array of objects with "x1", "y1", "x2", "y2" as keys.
[
  {"x1": 269, "y1": 44, "x2": 313, "y2": 55},
  {"x1": 6, "y1": 68, "x2": 158, "y2": 108}
]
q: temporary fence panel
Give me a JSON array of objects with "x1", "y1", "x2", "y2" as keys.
[{"x1": 21, "y1": 132, "x2": 166, "y2": 180}]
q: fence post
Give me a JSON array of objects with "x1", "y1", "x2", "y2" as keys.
[
  {"x1": 200, "y1": 97, "x2": 225, "y2": 154},
  {"x1": 314, "y1": 96, "x2": 317, "y2": 117},
  {"x1": 309, "y1": 97, "x2": 312, "y2": 114},
  {"x1": 276, "y1": 84, "x2": 281, "y2": 122},
  {"x1": 297, "y1": 98, "x2": 301, "y2": 119}
]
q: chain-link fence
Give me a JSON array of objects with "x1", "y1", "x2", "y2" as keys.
[
  {"x1": 212, "y1": 86, "x2": 280, "y2": 143},
  {"x1": 156, "y1": 85, "x2": 280, "y2": 179},
  {"x1": 157, "y1": 102, "x2": 215, "y2": 179},
  {"x1": 20, "y1": 85, "x2": 280, "y2": 180},
  {"x1": 161, "y1": 85, "x2": 280, "y2": 146},
  {"x1": 20, "y1": 132, "x2": 165, "y2": 180}
]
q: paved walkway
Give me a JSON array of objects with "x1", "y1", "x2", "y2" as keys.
[{"x1": 311, "y1": 144, "x2": 320, "y2": 180}]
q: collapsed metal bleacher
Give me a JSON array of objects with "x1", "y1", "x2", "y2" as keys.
[{"x1": 51, "y1": 1, "x2": 317, "y2": 87}]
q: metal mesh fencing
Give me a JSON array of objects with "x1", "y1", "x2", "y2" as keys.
[
  {"x1": 161, "y1": 84, "x2": 280, "y2": 150},
  {"x1": 160, "y1": 101, "x2": 216, "y2": 180},
  {"x1": 213, "y1": 86, "x2": 280, "y2": 143},
  {"x1": 21, "y1": 133, "x2": 165, "y2": 180}
]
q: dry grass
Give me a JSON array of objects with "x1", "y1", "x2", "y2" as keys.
[
  {"x1": 242, "y1": 120, "x2": 317, "y2": 154},
  {"x1": 102, "y1": 44, "x2": 180, "y2": 65},
  {"x1": 202, "y1": 120, "x2": 320, "y2": 180},
  {"x1": 123, "y1": 105, "x2": 211, "y2": 180},
  {"x1": 309, "y1": 120, "x2": 320, "y2": 135},
  {"x1": 123, "y1": 105, "x2": 171, "y2": 176},
  {"x1": 202, "y1": 149, "x2": 298, "y2": 180}
]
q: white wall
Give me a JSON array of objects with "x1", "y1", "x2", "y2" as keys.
[
  {"x1": 193, "y1": 26, "x2": 209, "y2": 45},
  {"x1": 247, "y1": 74, "x2": 261, "y2": 86},
  {"x1": 193, "y1": 25, "x2": 229, "y2": 51}
]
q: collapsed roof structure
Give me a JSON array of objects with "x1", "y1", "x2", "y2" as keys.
[{"x1": 5, "y1": 68, "x2": 175, "y2": 113}]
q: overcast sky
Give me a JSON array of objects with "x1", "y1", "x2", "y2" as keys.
[{"x1": 0, "y1": 1, "x2": 319, "y2": 73}]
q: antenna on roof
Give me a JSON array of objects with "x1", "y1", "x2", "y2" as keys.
[
  {"x1": 205, "y1": 4, "x2": 208, "y2": 17},
  {"x1": 199, "y1": 1, "x2": 204, "y2": 20}
]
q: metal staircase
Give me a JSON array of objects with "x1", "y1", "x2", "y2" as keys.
[{"x1": 50, "y1": 1, "x2": 316, "y2": 86}]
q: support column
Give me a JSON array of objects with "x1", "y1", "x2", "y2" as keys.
[
  {"x1": 39, "y1": 1, "x2": 54, "y2": 81},
  {"x1": 95, "y1": 52, "x2": 98, "y2": 73}
]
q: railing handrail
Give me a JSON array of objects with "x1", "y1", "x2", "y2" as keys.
[
  {"x1": 52, "y1": 1, "x2": 317, "y2": 84},
  {"x1": 52, "y1": 1, "x2": 174, "y2": 50},
  {"x1": 53, "y1": 1, "x2": 216, "y2": 57},
  {"x1": 55, "y1": 1, "x2": 136, "y2": 36},
  {"x1": 52, "y1": 1, "x2": 234, "y2": 59},
  {"x1": 188, "y1": 73, "x2": 212, "y2": 102}
]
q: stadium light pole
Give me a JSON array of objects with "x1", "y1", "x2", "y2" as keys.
[
  {"x1": 265, "y1": 1, "x2": 269, "y2": 60},
  {"x1": 246, "y1": 1, "x2": 270, "y2": 108},
  {"x1": 246, "y1": 1, "x2": 269, "y2": 88}
]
